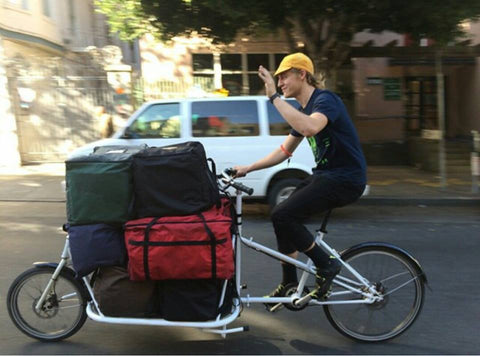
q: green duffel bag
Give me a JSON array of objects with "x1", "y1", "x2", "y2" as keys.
[{"x1": 66, "y1": 145, "x2": 146, "y2": 225}]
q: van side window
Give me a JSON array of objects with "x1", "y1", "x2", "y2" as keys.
[
  {"x1": 267, "y1": 99, "x2": 300, "y2": 135},
  {"x1": 191, "y1": 100, "x2": 259, "y2": 137},
  {"x1": 127, "y1": 103, "x2": 181, "y2": 138}
]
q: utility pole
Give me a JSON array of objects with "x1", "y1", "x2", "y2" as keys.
[
  {"x1": 435, "y1": 50, "x2": 447, "y2": 190},
  {"x1": 472, "y1": 130, "x2": 479, "y2": 193}
]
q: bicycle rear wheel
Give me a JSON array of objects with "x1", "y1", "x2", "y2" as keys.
[
  {"x1": 323, "y1": 245, "x2": 425, "y2": 342},
  {"x1": 7, "y1": 266, "x2": 88, "y2": 341}
]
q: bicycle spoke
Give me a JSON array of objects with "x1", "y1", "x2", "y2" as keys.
[
  {"x1": 323, "y1": 247, "x2": 425, "y2": 342},
  {"x1": 58, "y1": 304, "x2": 83, "y2": 310},
  {"x1": 383, "y1": 276, "x2": 421, "y2": 296},
  {"x1": 59, "y1": 292, "x2": 79, "y2": 301},
  {"x1": 7, "y1": 267, "x2": 87, "y2": 341},
  {"x1": 380, "y1": 271, "x2": 411, "y2": 284},
  {"x1": 24, "y1": 289, "x2": 37, "y2": 300}
]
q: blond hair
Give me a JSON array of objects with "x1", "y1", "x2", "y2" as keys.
[{"x1": 290, "y1": 68, "x2": 324, "y2": 89}]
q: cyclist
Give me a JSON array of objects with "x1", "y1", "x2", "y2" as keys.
[{"x1": 234, "y1": 53, "x2": 367, "y2": 308}]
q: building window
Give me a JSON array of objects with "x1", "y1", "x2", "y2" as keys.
[
  {"x1": 42, "y1": 0, "x2": 51, "y2": 17},
  {"x1": 247, "y1": 54, "x2": 270, "y2": 95},
  {"x1": 193, "y1": 54, "x2": 214, "y2": 71},
  {"x1": 248, "y1": 74, "x2": 264, "y2": 96},
  {"x1": 405, "y1": 77, "x2": 439, "y2": 132},
  {"x1": 247, "y1": 53, "x2": 269, "y2": 71},
  {"x1": 191, "y1": 100, "x2": 259, "y2": 137},
  {"x1": 192, "y1": 52, "x2": 288, "y2": 96},
  {"x1": 220, "y1": 53, "x2": 243, "y2": 95},
  {"x1": 4, "y1": 0, "x2": 29, "y2": 10},
  {"x1": 220, "y1": 54, "x2": 242, "y2": 71},
  {"x1": 192, "y1": 53, "x2": 215, "y2": 93},
  {"x1": 275, "y1": 53, "x2": 287, "y2": 67},
  {"x1": 68, "y1": 0, "x2": 75, "y2": 35},
  {"x1": 222, "y1": 74, "x2": 243, "y2": 96}
]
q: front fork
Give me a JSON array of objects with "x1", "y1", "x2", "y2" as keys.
[{"x1": 34, "y1": 237, "x2": 72, "y2": 312}]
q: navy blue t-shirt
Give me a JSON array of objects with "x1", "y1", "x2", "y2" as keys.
[{"x1": 291, "y1": 89, "x2": 367, "y2": 185}]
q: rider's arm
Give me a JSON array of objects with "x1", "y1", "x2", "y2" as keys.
[
  {"x1": 258, "y1": 65, "x2": 328, "y2": 137},
  {"x1": 234, "y1": 134, "x2": 303, "y2": 177},
  {"x1": 272, "y1": 99, "x2": 328, "y2": 137}
]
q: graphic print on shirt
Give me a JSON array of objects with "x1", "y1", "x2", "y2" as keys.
[{"x1": 307, "y1": 135, "x2": 330, "y2": 168}]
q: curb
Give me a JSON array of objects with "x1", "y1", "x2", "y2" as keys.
[
  {"x1": 0, "y1": 199, "x2": 66, "y2": 203},
  {"x1": 0, "y1": 197, "x2": 479, "y2": 206},
  {"x1": 358, "y1": 196, "x2": 480, "y2": 206}
]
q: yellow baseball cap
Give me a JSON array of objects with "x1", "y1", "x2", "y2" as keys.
[{"x1": 274, "y1": 52, "x2": 314, "y2": 76}]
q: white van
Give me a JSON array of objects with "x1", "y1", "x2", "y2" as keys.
[{"x1": 69, "y1": 96, "x2": 315, "y2": 205}]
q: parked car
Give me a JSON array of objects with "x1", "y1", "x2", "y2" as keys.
[{"x1": 68, "y1": 96, "x2": 316, "y2": 206}]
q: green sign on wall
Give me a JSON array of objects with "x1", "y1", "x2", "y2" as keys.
[{"x1": 383, "y1": 78, "x2": 401, "y2": 100}]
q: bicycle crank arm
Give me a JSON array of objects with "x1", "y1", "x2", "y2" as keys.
[{"x1": 293, "y1": 294, "x2": 312, "y2": 307}]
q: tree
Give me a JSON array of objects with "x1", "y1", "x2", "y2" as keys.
[
  {"x1": 94, "y1": 0, "x2": 154, "y2": 42},
  {"x1": 95, "y1": 0, "x2": 480, "y2": 81}
]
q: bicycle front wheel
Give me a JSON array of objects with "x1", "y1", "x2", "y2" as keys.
[
  {"x1": 7, "y1": 266, "x2": 88, "y2": 341},
  {"x1": 323, "y1": 245, "x2": 425, "y2": 342}
]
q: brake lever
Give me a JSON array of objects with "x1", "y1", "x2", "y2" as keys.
[{"x1": 218, "y1": 171, "x2": 233, "y2": 189}]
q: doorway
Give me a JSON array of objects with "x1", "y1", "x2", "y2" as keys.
[{"x1": 405, "y1": 76, "x2": 446, "y2": 135}]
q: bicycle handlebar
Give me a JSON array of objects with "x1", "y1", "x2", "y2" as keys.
[{"x1": 221, "y1": 168, "x2": 254, "y2": 196}]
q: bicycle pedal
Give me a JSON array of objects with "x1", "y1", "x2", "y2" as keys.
[
  {"x1": 308, "y1": 287, "x2": 332, "y2": 301},
  {"x1": 264, "y1": 302, "x2": 283, "y2": 313}
]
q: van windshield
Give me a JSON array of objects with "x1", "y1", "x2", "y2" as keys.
[{"x1": 127, "y1": 103, "x2": 181, "y2": 138}]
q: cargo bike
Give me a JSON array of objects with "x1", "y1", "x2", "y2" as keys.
[{"x1": 6, "y1": 169, "x2": 427, "y2": 343}]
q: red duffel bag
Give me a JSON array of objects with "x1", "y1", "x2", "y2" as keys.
[{"x1": 124, "y1": 200, "x2": 234, "y2": 281}]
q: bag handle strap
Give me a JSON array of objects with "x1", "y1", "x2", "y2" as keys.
[
  {"x1": 143, "y1": 217, "x2": 160, "y2": 280},
  {"x1": 207, "y1": 158, "x2": 221, "y2": 208},
  {"x1": 197, "y1": 213, "x2": 217, "y2": 280}
]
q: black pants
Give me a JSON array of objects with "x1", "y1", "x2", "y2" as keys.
[{"x1": 271, "y1": 175, "x2": 365, "y2": 254}]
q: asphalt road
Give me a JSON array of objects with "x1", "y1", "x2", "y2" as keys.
[{"x1": 0, "y1": 202, "x2": 479, "y2": 354}]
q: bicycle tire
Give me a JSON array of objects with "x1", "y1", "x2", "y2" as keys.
[
  {"x1": 323, "y1": 245, "x2": 425, "y2": 342},
  {"x1": 7, "y1": 266, "x2": 88, "y2": 342}
]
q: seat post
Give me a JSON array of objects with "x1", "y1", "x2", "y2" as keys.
[{"x1": 318, "y1": 209, "x2": 332, "y2": 234}]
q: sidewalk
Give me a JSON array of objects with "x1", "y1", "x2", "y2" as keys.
[
  {"x1": 0, "y1": 163, "x2": 66, "y2": 202},
  {"x1": 361, "y1": 166, "x2": 479, "y2": 205},
  {"x1": 0, "y1": 163, "x2": 478, "y2": 205}
]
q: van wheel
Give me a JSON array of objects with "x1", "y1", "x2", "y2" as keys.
[{"x1": 268, "y1": 178, "x2": 302, "y2": 207}]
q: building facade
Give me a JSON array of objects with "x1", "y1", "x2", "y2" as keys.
[
  {"x1": 0, "y1": 0, "x2": 139, "y2": 165},
  {"x1": 138, "y1": 24, "x2": 480, "y2": 170},
  {"x1": 2, "y1": 1, "x2": 478, "y2": 170}
]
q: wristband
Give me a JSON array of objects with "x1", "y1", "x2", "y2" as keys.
[
  {"x1": 280, "y1": 144, "x2": 293, "y2": 157},
  {"x1": 269, "y1": 92, "x2": 281, "y2": 104}
]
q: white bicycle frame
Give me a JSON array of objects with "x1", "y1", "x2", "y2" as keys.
[
  {"x1": 232, "y1": 190, "x2": 382, "y2": 309},
  {"x1": 34, "y1": 183, "x2": 383, "y2": 338}
]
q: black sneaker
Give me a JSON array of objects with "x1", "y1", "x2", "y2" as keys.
[
  {"x1": 263, "y1": 283, "x2": 287, "y2": 312},
  {"x1": 311, "y1": 259, "x2": 342, "y2": 300}
]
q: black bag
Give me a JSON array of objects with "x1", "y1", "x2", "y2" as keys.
[
  {"x1": 158, "y1": 279, "x2": 234, "y2": 321},
  {"x1": 68, "y1": 223, "x2": 127, "y2": 277},
  {"x1": 92, "y1": 144, "x2": 147, "y2": 156},
  {"x1": 93, "y1": 266, "x2": 158, "y2": 317},
  {"x1": 132, "y1": 141, "x2": 220, "y2": 217}
]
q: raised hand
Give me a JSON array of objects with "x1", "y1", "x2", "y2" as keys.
[{"x1": 258, "y1": 65, "x2": 277, "y2": 97}]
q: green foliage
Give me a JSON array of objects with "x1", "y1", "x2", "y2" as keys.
[
  {"x1": 95, "y1": 0, "x2": 480, "y2": 73},
  {"x1": 363, "y1": 0, "x2": 480, "y2": 44},
  {"x1": 94, "y1": 0, "x2": 156, "y2": 42}
]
